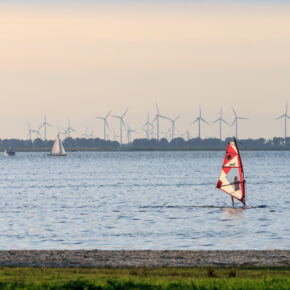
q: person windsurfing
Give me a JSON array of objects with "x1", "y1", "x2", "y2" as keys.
[
  {"x1": 231, "y1": 176, "x2": 240, "y2": 206},
  {"x1": 217, "y1": 137, "x2": 246, "y2": 207}
]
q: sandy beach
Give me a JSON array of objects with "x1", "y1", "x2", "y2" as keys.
[{"x1": 0, "y1": 250, "x2": 288, "y2": 268}]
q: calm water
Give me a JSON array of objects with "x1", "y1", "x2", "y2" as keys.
[{"x1": 0, "y1": 151, "x2": 289, "y2": 250}]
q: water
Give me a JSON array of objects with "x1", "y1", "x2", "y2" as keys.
[{"x1": 0, "y1": 151, "x2": 289, "y2": 250}]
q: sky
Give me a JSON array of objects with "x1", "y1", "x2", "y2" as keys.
[{"x1": 0, "y1": 1, "x2": 289, "y2": 140}]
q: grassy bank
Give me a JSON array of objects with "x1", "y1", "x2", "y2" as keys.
[{"x1": 0, "y1": 266, "x2": 288, "y2": 289}]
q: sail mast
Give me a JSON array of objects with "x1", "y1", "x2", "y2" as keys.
[{"x1": 234, "y1": 137, "x2": 246, "y2": 202}]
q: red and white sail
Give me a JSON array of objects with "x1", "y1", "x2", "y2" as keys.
[{"x1": 216, "y1": 138, "x2": 245, "y2": 203}]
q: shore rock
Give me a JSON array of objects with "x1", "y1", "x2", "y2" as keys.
[{"x1": 0, "y1": 250, "x2": 288, "y2": 268}]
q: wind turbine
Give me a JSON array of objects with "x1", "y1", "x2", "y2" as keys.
[
  {"x1": 34, "y1": 124, "x2": 43, "y2": 139},
  {"x1": 112, "y1": 129, "x2": 119, "y2": 142},
  {"x1": 160, "y1": 115, "x2": 180, "y2": 140},
  {"x1": 81, "y1": 127, "x2": 90, "y2": 138},
  {"x1": 152, "y1": 104, "x2": 162, "y2": 141},
  {"x1": 41, "y1": 114, "x2": 53, "y2": 141},
  {"x1": 27, "y1": 122, "x2": 34, "y2": 141},
  {"x1": 127, "y1": 126, "x2": 136, "y2": 144},
  {"x1": 276, "y1": 102, "x2": 290, "y2": 140},
  {"x1": 231, "y1": 107, "x2": 248, "y2": 139},
  {"x1": 212, "y1": 108, "x2": 229, "y2": 141},
  {"x1": 96, "y1": 111, "x2": 111, "y2": 140},
  {"x1": 192, "y1": 107, "x2": 209, "y2": 139},
  {"x1": 66, "y1": 119, "x2": 77, "y2": 138},
  {"x1": 142, "y1": 113, "x2": 153, "y2": 140},
  {"x1": 112, "y1": 108, "x2": 128, "y2": 145}
]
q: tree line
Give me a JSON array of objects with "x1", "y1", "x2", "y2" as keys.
[{"x1": 0, "y1": 136, "x2": 290, "y2": 150}]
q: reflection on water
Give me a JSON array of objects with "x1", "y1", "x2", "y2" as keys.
[
  {"x1": 221, "y1": 207, "x2": 246, "y2": 218},
  {"x1": 0, "y1": 151, "x2": 289, "y2": 250}
]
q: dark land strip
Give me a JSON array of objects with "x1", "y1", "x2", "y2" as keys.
[{"x1": 0, "y1": 250, "x2": 288, "y2": 268}]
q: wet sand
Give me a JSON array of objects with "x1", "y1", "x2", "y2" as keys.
[{"x1": 0, "y1": 250, "x2": 288, "y2": 268}]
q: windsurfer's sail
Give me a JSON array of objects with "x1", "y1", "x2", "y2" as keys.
[
  {"x1": 216, "y1": 137, "x2": 245, "y2": 203},
  {"x1": 49, "y1": 135, "x2": 66, "y2": 156}
]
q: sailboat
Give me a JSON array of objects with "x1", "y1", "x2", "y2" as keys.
[
  {"x1": 216, "y1": 137, "x2": 246, "y2": 206},
  {"x1": 48, "y1": 135, "x2": 66, "y2": 156}
]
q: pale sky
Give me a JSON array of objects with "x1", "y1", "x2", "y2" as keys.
[{"x1": 0, "y1": 1, "x2": 289, "y2": 140}]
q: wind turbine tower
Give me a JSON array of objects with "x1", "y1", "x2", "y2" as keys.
[
  {"x1": 34, "y1": 124, "x2": 43, "y2": 139},
  {"x1": 276, "y1": 102, "x2": 290, "y2": 140},
  {"x1": 127, "y1": 126, "x2": 136, "y2": 144},
  {"x1": 112, "y1": 108, "x2": 128, "y2": 145},
  {"x1": 66, "y1": 119, "x2": 77, "y2": 138},
  {"x1": 212, "y1": 108, "x2": 229, "y2": 141},
  {"x1": 153, "y1": 104, "x2": 162, "y2": 141},
  {"x1": 27, "y1": 123, "x2": 34, "y2": 141},
  {"x1": 192, "y1": 107, "x2": 209, "y2": 139},
  {"x1": 96, "y1": 111, "x2": 111, "y2": 140},
  {"x1": 41, "y1": 114, "x2": 53, "y2": 141},
  {"x1": 231, "y1": 107, "x2": 248, "y2": 139},
  {"x1": 160, "y1": 114, "x2": 180, "y2": 140},
  {"x1": 143, "y1": 113, "x2": 153, "y2": 140},
  {"x1": 81, "y1": 127, "x2": 90, "y2": 138}
]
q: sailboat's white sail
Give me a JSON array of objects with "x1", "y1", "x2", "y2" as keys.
[{"x1": 49, "y1": 135, "x2": 66, "y2": 156}]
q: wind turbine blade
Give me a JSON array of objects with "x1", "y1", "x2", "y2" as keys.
[
  {"x1": 174, "y1": 115, "x2": 180, "y2": 122},
  {"x1": 232, "y1": 107, "x2": 237, "y2": 117},
  {"x1": 121, "y1": 118, "x2": 126, "y2": 129},
  {"x1": 276, "y1": 114, "x2": 285, "y2": 120},
  {"x1": 231, "y1": 119, "x2": 236, "y2": 127},
  {"x1": 222, "y1": 119, "x2": 230, "y2": 125},
  {"x1": 105, "y1": 119, "x2": 110, "y2": 128},
  {"x1": 96, "y1": 116, "x2": 104, "y2": 120},
  {"x1": 160, "y1": 115, "x2": 170, "y2": 120},
  {"x1": 201, "y1": 118, "x2": 209, "y2": 124},
  {"x1": 238, "y1": 117, "x2": 248, "y2": 120},
  {"x1": 112, "y1": 115, "x2": 120, "y2": 119},
  {"x1": 152, "y1": 115, "x2": 157, "y2": 123},
  {"x1": 47, "y1": 122, "x2": 53, "y2": 127},
  {"x1": 156, "y1": 103, "x2": 159, "y2": 114},
  {"x1": 122, "y1": 108, "x2": 128, "y2": 118},
  {"x1": 212, "y1": 118, "x2": 219, "y2": 124},
  {"x1": 105, "y1": 110, "x2": 112, "y2": 119},
  {"x1": 192, "y1": 118, "x2": 199, "y2": 124}
]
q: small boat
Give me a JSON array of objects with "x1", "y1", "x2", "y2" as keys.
[
  {"x1": 4, "y1": 148, "x2": 16, "y2": 157},
  {"x1": 216, "y1": 137, "x2": 246, "y2": 206},
  {"x1": 48, "y1": 135, "x2": 66, "y2": 156}
]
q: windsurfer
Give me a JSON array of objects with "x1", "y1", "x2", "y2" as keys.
[
  {"x1": 231, "y1": 176, "x2": 240, "y2": 206},
  {"x1": 233, "y1": 176, "x2": 240, "y2": 190},
  {"x1": 232, "y1": 176, "x2": 246, "y2": 206}
]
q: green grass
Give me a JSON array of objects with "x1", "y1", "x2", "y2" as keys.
[{"x1": 0, "y1": 266, "x2": 288, "y2": 289}]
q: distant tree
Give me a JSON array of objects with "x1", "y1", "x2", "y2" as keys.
[
  {"x1": 159, "y1": 138, "x2": 169, "y2": 146},
  {"x1": 170, "y1": 137, "x2": 185, "y2": 147},
  {"x1": 33, "y1": 138, "x2": 44, "y2": 148},
  {"x1": 273, "y1": 137, "x2": 284, "y2": 147},
  {"x1": 186, "y1": 138, "x2": 202, "y2": 146}
]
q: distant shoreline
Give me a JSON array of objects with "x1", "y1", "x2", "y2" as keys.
[
  {"x1": 0, "y1": 250, "x2": 288, "y2": 267},
  {"x1": 3, "y1": 147, "x2": 290, "y2": 152}
]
